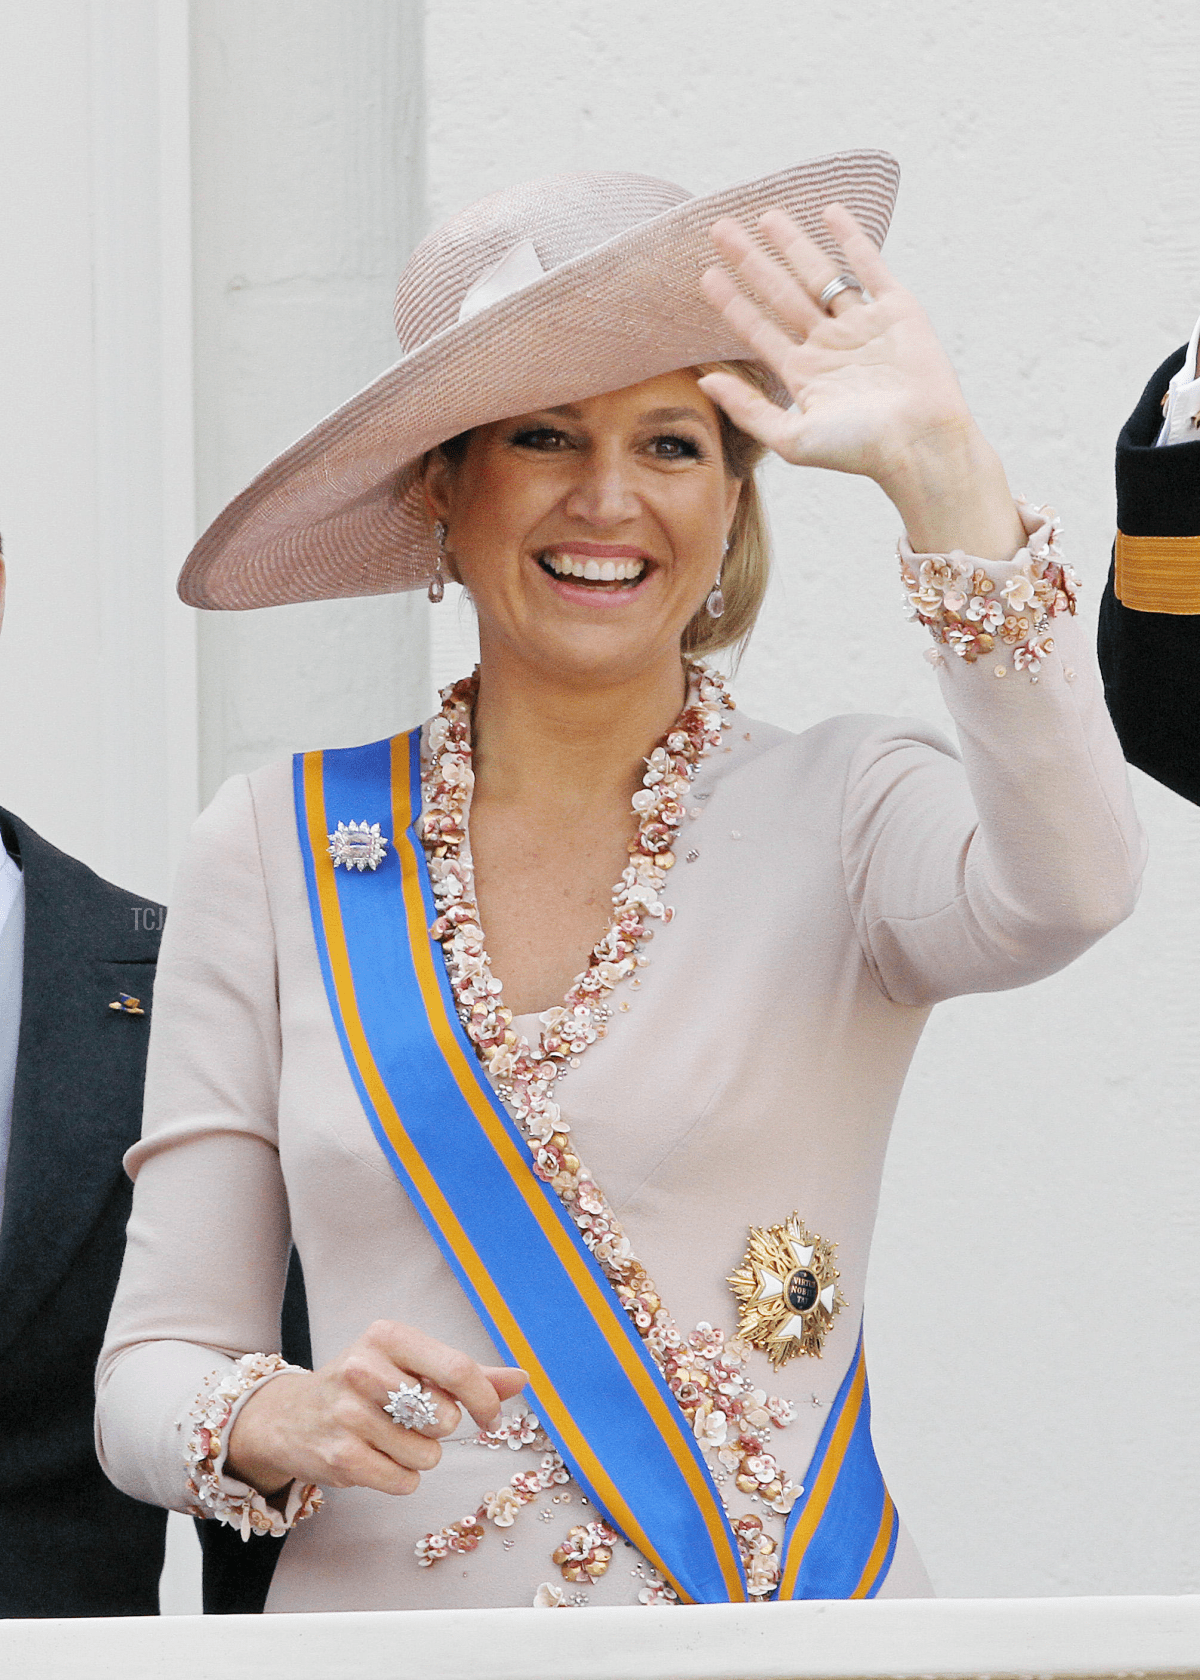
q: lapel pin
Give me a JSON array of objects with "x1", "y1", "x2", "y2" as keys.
[
  {"x1": 109, "y1": 993, "x2": 145, "y2": 1016},
  {"x1": 327, "y1": 820, "x2": 389, "y2": 872}
]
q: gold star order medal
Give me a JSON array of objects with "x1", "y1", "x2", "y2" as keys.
[{"x1": 728, "y1": 1213, "x2": 844, "y2": 1367}]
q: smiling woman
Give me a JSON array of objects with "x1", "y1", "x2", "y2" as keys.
[
  {"x1": 96, "y1": 158, "x2": 1145, "y2": 1616},
  {"x1": 427, "y1": 361, "x2": 774, "y2": 664}
]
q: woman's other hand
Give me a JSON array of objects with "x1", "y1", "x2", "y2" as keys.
[
  {"x1": 225, "y1": 1320, "x2": 527, "y2": 1498},
  {"x1": 699, "y1": 205, "x2": 1025, "y2": 563}
]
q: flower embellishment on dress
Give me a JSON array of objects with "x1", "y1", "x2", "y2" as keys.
[
  {"x1": 728, "y1": 1214, "x2": 844, "y2": 1367},
  {"x1": 551, "y1": 1520, "x2": 620, "y2": 1583},
  {"x1": 183, "y1": 1353, "x2": 322, "y2": 1539},
  {"x1": 412, "y1": 666, "x2": 815, "y2": 1600},
  {"x1": 326, "y1": 819, "x2": 389, "y2": 871},
  {"x1": 900, "y1": 501, "x2": 1077, "y2": 683}
]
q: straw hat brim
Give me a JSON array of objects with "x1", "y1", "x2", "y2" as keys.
[{"x1": 179, "y1": 151, "x2": 900, "y2": 611}]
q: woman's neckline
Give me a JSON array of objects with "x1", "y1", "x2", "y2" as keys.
[{"x1": 420, "y1": 664, "x2": 735, "y2": 1079}]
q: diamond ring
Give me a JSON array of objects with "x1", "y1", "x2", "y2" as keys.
[{"x1": 384, "y1": 1379, "x2": 441, "y2": 1434}]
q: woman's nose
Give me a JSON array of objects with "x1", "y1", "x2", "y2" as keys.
[{"x1": 562, "y1": 451, "x2": 640, "y2": 527}]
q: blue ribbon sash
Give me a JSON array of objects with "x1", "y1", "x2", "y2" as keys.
[
  {"x1": 293, "y1": 730, "x2": 898, "y2": 1603},
  {"x1": 779, "y1": 1329, "x2": 898, "y2": 1599}
]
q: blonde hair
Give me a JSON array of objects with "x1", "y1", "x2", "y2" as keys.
[
  {"x1": 682, "y1": 361, "x2": 774, "y2": 660},
  {"x1": 426, "y1": 359, "x2": 776, "y2": 660}
]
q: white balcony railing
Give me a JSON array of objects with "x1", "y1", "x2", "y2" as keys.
[{"x1": 4, "y1": 1595, "x2": 1199, "y2": 1680}]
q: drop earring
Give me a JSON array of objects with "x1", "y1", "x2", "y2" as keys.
[
  {"x1": 705, "y1": 535, "x2": 730, "y2": 620},
  {"x1": 429, "y1": 521, "x2": 447, "y2": 604}
]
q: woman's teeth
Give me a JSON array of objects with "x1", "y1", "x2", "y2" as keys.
[{"x1": 541, "y1": 553, "x2": 646, "y2": 583}]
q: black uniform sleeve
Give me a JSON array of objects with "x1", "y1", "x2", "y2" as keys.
[{"x1": 1099, "y1": 345, "x2": 1200, "y2": 806}]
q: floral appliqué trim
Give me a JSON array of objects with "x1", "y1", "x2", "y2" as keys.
[
  {"x1": 184, "y1": 1352, "x2": 322, "y2": 1539},
  {"x1": 416, "y1": 1414, "x2": 569, "y2": 1566},
  {"x1": 901, "y1": 501, "x2": 1077, "y2": 682},
  {"x1": 535, "y1": 1561, "x2": 678, "y2": 1609},
  {"x1": 415, "y1": 666, "x2": 804, "y2": 1602}
]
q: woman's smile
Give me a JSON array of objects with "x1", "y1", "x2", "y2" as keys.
[{"x1": 535, "y1": 541, "x2": 653, "y2": 598}]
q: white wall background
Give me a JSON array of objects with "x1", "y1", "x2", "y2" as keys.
[
  {"x1": 191, "y1": 0, "x2": 428, "y2": 807},
  {"x1": 0, "y1": 0, "x2": 1196, "y2": 1613},
  {"x1": 424, "y1": 0, "x2": 1200, "y2": 1602}
]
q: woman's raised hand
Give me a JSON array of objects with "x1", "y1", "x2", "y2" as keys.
[
  {"x1": 698, "y1": 204, "x2": 1025, "y2": 564},
  {"x1": 226, "y1": 1320, "x2": 527, "y2": 1498}
]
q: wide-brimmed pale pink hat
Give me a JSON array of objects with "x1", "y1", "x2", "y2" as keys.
[{"x1": 178, "y1": 151, "x2": 900, "y2": 610}]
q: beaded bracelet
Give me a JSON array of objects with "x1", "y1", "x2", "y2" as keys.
[
  {"x1": 901, "y1": 500, "x2": 1078, "y2": 683},
  {"x1": 183, "y1": 1351, "x2": 323, "y2": 1539}
]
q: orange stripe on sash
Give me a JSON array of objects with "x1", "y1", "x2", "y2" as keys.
[
  {"x1": 302, "y1": 745, "x2": 745, "y2": 1603},
  {"x1": 850, "y1": 1492, "x2": 896, "y2": 1599},
  {"x1": 776, "y1": 1344, "x2": 867, "y2": 1600}
]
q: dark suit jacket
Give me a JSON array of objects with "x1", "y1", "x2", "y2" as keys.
[
  {"x1": 1098, "y1": 345, "x2": 1200, "y2": 805},
  {"x1": 0, "y1": 809, "x2": 167, "y2": 1616}
]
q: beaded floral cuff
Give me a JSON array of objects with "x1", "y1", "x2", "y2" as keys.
[
  {"x1": 184, "y1": 1352, "x2": 323, "y2": 1539},
  {"x1": 901, "y1": 500, "x2": 1078, "y2": 682}
]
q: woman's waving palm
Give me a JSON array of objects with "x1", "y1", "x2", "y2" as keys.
[{"x1": 699, "y1": 204, "x2": 1024, "y2": 563}]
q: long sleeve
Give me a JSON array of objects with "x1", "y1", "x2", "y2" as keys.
[
  {"x1": 1097, "y1": 344, "x2": 1200, "y2": 806},
  {"x1": 95, "y1": 772, "x2": 294, "y2": 1514},
  {"x1": 843, "y1": 508, "x2": 1146, "y2": 1007}
]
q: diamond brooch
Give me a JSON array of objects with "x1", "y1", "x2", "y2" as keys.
[{"x1": 327, "y1": 820, "x2": 389, "y2": 872}]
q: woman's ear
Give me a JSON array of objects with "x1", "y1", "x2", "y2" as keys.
[{"x1": 422, "y1": 449, "x2": 452, "y2": 524}]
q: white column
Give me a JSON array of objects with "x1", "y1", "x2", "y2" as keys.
[
  {"x1": 0, "y1": 0, "x2": 198, "y2": 903},
  {"x1": 190, "y1": 0, "x2": 429, "y2": 804}
]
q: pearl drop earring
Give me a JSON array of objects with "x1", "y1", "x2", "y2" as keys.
[
  {"x1": 706, "y1": 534, "x2": 731, "y2": 620},
  {"x1": 429, "y1": 522, "x2": 447, "y2": 604}
]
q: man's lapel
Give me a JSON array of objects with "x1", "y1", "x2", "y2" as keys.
[{"x1": 0, "y1": 810, "x2": 163, "y2": 1356}]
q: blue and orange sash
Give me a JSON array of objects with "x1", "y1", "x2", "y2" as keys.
[{"x1": 293, "y1": 730, "x2": 897, "y2": 1602}]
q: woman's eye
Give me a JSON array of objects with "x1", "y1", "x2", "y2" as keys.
[
  {"x1": 649, "y1": 434, "x2": 703, "y2": 460},
  {"x1": 511, "y1": 427, "x2": 571, "y2": 450}
]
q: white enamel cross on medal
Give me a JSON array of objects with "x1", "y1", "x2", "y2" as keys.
[
  {"x1": 327, "y1": 820, "x2": 389, "y2": 872},
  {"x1": 728, "y1": 1213, "x2": 845, "y2": 1368}
]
